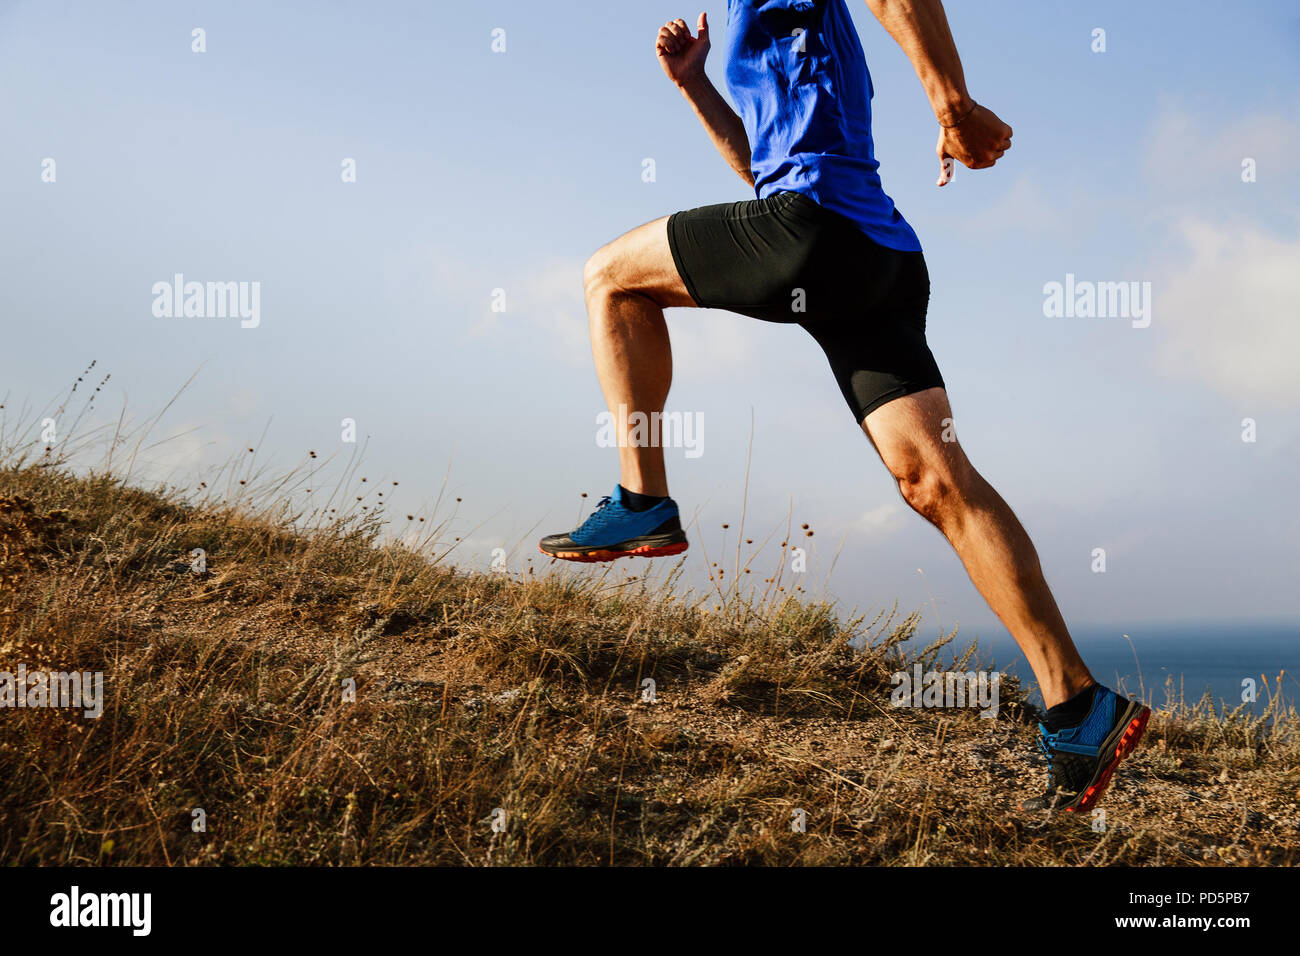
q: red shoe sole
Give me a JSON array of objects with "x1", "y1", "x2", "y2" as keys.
[
  {"x1": 1065, "y1": 706, "x2": 1151, "y2": 813},
  {"x1": 538, "y1": 541, "x2": 689, "y2": 563}
]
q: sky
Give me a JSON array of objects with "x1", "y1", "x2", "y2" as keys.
[{"x1": 1, "y1": 0, "x2": 1298, "y2": 644}]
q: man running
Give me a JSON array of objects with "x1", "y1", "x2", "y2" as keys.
[{"x1": 538, "y1": 0, "x2": 1149, "y2": 813}]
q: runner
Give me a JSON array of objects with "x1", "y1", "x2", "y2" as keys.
[{"x1": 538, "y1": 0, "x2": 1149, "y2": 813}]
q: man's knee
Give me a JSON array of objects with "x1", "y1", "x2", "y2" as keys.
[
  {"x1": 892, "y1": 454, "x2": 972, "y2": 526},
  {"x1": 896, "y1": 466, "x2": 949, "y2": 524},
  {"x1": 583, "y1": 218, "x2": 692, "y2": 311},
  {"x1": 584, "y1": 244, "x2": 623, "y2": 304}
]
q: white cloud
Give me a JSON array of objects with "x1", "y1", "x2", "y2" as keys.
[
  {"x1": 507, "y1": 257, "x2": 590, "y2": 360},
  {"x1": 664, "y1": 307, "x2": 759, "y2": 379},
  {"x1": 853, "y1": 502, "x2": 906, "y2": 536},
  {"x1": 1135, "y1": 106, "x2": 1300, "y2": 408},
  {"x1": 1152, "y1": 219, "x2": 1300, "y2": 408},
  {"x1": 472, "y1": 256, "x2": 760, "y2": 377},
  {"x1": 961, "y1": 175, "x2": 1082, "y2": 237},
  {"x1": 119, "y1": 421, "x2": 223, "y2": 489},
  {"x1": 1143, "y1": 107, "x2": 1300, "y2": 192}
]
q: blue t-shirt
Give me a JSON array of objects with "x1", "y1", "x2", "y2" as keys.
[{"x1": 723, "y1": 0, "x2": 920, "y2": 251}]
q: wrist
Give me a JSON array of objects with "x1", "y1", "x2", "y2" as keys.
[
  {"x1": 935, "y1": 93, "x2": 976, "y2": 128},
  {"x1": 676, "y1": 71, "x2": 710, "y2": 95}
]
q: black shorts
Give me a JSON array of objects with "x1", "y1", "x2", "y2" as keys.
[{"x1": 667, "y1": 190, "x2": 944, "y2": 421}]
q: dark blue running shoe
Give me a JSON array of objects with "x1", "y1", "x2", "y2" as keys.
[
  {"x1": 538, "y1": 485, "x2": 688, "y2": 563},
  {"x1": 1021, "y1": 685, "x2": 1150, "y2": 813}
]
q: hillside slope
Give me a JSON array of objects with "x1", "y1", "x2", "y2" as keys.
[{"x1": 1, "y1": 465, "x2": 1296, "y2": 865}]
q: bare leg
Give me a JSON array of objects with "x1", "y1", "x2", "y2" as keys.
[
  {"x1": 863, "y1": 387, "x2": 1094, "y2": 708},
  {"x1": 583, "y1": 217, "x2": 695, "y2": 497}
]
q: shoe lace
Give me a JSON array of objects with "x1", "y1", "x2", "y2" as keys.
[
  {"x1": 1036, "y1": 727, "x2": 1060, "y2": 785},
  {"x1": 577, "y1": 495, "x2": 614, "y2": 534}
]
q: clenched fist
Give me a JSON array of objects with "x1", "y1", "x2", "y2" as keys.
[
  {"x1": 656, "y1": 13, "x2": 710, "y2": 88},
  {"x1": 936, "y1": 102, "x2": 1013, "y2": 185}
]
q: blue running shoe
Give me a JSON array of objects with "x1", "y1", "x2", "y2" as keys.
[
  {"x1": 1021, "y1": 685, "x2": 1150, "y2": 813},
  {"x1": 538, "y1": 485, "x2": 688, "y2": 563}
]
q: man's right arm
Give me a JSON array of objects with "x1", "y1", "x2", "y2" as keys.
[
  {"x1": 657, "y1": 14, "x2": 755, "y2": 188},
  {"x1": 677, "y1": 73, "x2": 755, "y2": 188}
]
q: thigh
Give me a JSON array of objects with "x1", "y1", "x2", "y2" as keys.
[
  {"x1": 665, "y1": 191, "x2": 814, "y2": 321},
  {"x1": 804, "y1": 246, "x2": 944, "y2": 423},
  {"x1": 590, "y1": 216, "x2": 696, "y2": 309}
]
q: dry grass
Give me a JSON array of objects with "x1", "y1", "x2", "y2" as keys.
[{"x1": 0, "y1": 406, "x2": 1297, "y2": 866}]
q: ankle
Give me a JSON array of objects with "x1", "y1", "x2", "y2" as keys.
[
  {"x1": 1043, "y1": 682, "x2": 1101, "y2": 731},
  {"x1": 619, "y1": 484, "x2": 668, "y2": 512},
  {"x1": 1041, "y1": 675, "x2": 1095, "y2": 711},
  {"x1": 619, "y1": 477, "x2": 669, "y2": 498}
]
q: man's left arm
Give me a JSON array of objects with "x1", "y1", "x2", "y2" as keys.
[{"x1": 863, "y1": 0, "x2": 1013, "y2": 185}]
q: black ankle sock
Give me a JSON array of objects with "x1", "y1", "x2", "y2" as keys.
[
  {"x1": 619, "y1": 485, "x2": 667, "y2": 513},
  {"x1": 1044, "y1": 684, "x2": 1099, "y2": 731}
]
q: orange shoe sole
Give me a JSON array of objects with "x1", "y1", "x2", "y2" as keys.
[
  {"x1": 1065, "y1": 706, "x2": 1151, "y2": 813},
  {"x1": 538, "y1": 540, "x2": 689, "y2": 563}
]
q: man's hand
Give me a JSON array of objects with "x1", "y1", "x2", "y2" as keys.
[
  {"x1": 936, "y1": 102, "x2": 1012, "y2": 185},
  {"x1": 656, "y1": 13, "x2": 710, "y2": 88}
]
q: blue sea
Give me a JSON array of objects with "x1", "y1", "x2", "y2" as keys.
[{"x1": 916, "y1": 622, "x2": 1299, "y2": 714}]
